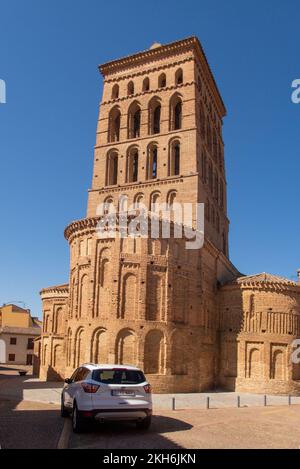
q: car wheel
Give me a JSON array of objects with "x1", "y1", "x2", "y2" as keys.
[
  {"x1": 72, "y1": 402, "x2": 85, "y2": 433},
  {"x1": 136, "y1": 416, "x2": 151, "y2": 430},
  {"x1": 60, "y1": 394, "x2": 69, "y2": 418}
]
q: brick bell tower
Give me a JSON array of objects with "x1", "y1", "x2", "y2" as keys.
[{"x1": 40, "y1": 37, "x2": 238, "y2": 392}]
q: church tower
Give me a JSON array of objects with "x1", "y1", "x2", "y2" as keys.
[{"x1": 39, "y1": 37, "x2": 238, "y2": 392}]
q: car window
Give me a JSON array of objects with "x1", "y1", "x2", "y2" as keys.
[
  {"x1": 92, "y1": 369, "x2": 146, "y2": 385},
  {"x1": 74, "y1": 367, "x2": 89, "y2": 382},
  {"x1": 81, "y1": 367, "x2": 90, "y2": 381},
  {"x1": 70, "y1": 368, "x2": 81, "y2": 382}
]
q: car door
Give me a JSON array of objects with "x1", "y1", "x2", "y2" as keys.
[{"x1": 63, "y1": 368, "x2": 81, "y2": 408}]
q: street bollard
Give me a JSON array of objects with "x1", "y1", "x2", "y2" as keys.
[
  {"x1": 172, "y1": 397, "x2": 176, "y2": 411},
  {"x1": 237, "y1": 395, "x2": 240, "y2": 408},
  {"x1": 264, "y1": 395, "x2": 267, "y2": 407},
  {"x1": 206, "y1": 396, "x2": 210, "y2": 410},
  {"x1": 288, "y1": 395, "x2": 292, "y2": 406}
]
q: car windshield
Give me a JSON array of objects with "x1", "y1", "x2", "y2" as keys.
[{"x1": 92, "y1": 369, "x2": 146, "y2": 385}]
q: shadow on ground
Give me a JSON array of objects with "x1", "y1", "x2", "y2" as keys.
[
  {"x1": 0, "y1": 397, "x2": 63, "y2": 449},
  {"x1": 68, "y1": 414, "x2": 193, "y2": 449}
]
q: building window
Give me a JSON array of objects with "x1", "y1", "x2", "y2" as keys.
[
  {"x1": 149, "y1": 97, "x2": 161, "y2": 135},
  {"x1": 151, "y1": 148, "x2": 158, "y2": 178},
  {"x1": 108, "y1": 107, "x2": 121, "y2": 143},
  {"x1": 10, "y1": 337, "x2": 17, "y2": 345},
  {"x1": 26, "y1": 354, "x2": 33, "y2": 365},
  {"x1": 127, "y1": 148, "x2": 139, "y2": 183},
  {"x1": 27, "y1": 338, "x2": 34, "y2": 350},
  {"x1": 143, "y1": 77, "x2": 150, "y2": 92},
  {"x1": 111, "y1": 84, "x2": 119, "y2": 100},
  {"x1": 158, "y1": 73, "x2": 166, "y2": 88},
  {"x1": 106, "y1": 151, "x2": 118, "y2": 186},
  {"x1": 150, "y1": 192, "x2": 160, "y2": 213},
  {"x1": 128, "y1": 102, "x2": 141, "y2": 139},
  {"x1": 8, "y1": 354, "x2": 15, "y2": 362},
  {"x1": 153, "y1": 105, "x2": 161, "y2": 134},
  {"x1": 128, "y1": 81, "x2": 134, "y2": 96},
  {"x1": 175, "y1": 68, "x2": 183, "y2": 85},
  {"x1": 174, "y1": 101, "x2": 182, "y2": 130},
  {"x1": 169, "y1": 94, "x2": 183, "y2": 131},
  {"x1": 169, "y1": 141, "x2": 180, "y2": 176},
  {"x1": 147, "y1": 145, "x2": 158, "y2": 179}
]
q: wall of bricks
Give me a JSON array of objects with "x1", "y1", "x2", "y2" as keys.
[{"x1": 36, "y1": 37, "x2": 300, "y2": 395}]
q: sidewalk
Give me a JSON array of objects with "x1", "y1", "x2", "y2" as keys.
[{"x1": 1, "y1": 366, "x2": 300, "y2": 410}]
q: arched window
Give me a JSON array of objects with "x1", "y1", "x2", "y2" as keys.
[
  {"x1": 148, "y1": 97, "x2": 161, "y2": 135},
  {"x1": 167, "y1": 190, "x2": 177, "y2": 206},
  {"x1": 128, "y1": 101, "x2": 141, "y2": 139},
  {"x1": 128, "y1": 81, "x2": 134, "y2": 96},
  {"x1": 111, "y1": 84, "x2": 119, "y2": 100},
  {"x1": 106, "y1": 151, "x2": 118, "y2": 186},
  {"x1": 102, "y1": 196, "x2": 114, "y2": 215},
  {"x1": 147, "y1": 145, "x2": 158, "y2": 179},
  {"x1": 158, "y1": 73, "x2": 166, "y2": 88},
  {"x1": 169, "y1": 140, "x2": 180, "y2": 176},
  {"x1": 143, "y1": 77, "x2": 150, "y2": 92},
  {"x1": 108, "y1": 106, "x2": 121, "y2": 143},
  {"x1": 133, "y1": 193, "x2": 145, "y2": 212},
  {"x1": 150, "y1": 191, "x2": 160, "y2": 212},
  {"x1": 153, "y1": 105, "x2": 161, "y2": 134},
  {"x1": 127, "y1": 147, "x2": 139, "y2": 183},
  {"x1": 169, "y1": 94, "x2": 183, "y2": 131},
  {"x1": 174, "y1": 101, "x2": 182, "y2": 130},
  {"x1": 175, "y1": 68, "x2": 183, "y2": 85}
]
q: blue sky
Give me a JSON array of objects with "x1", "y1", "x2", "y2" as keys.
[{"x1": 0, "y1": 0, "x2": 299, "y2": 317}]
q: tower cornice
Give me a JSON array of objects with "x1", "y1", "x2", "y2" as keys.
[{"x1": 98, "y1": 36, "x2": 226, "y2": 118}]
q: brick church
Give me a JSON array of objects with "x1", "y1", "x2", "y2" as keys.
[{"x1": 35, "y1": 37, "x2": 300, "y2": 395}]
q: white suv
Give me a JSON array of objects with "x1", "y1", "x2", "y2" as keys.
[{"x1": 61, "y1": 364, "x2": 152, "y2": 433}]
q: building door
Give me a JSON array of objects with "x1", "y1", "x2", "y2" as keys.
[
  {"x1": 0, "y1": 339, "x2": 6, "y2": 363},
  {"x1": 26, "y1": 354, "x2": 33, "y2": 365}
]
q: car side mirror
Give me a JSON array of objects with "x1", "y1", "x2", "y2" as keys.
[{"x1": 65, "y1": 378, "x2": 72, "y2": 384}]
